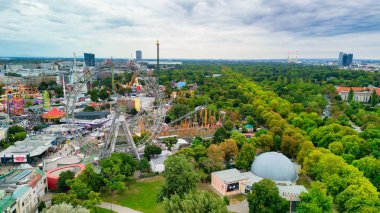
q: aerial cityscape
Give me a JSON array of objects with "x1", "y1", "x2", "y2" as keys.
[{"x1": 0, "y1": 1, "x2": 379, "y2": 213}]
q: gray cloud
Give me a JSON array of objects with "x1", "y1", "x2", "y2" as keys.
[
  {"x1": 0, "y1": 0, "x2": 379, "y2": 59},
  {"x1": 234, "y1": 0, "x2": 380, "y2": 36},
  {"x1": 105, "y1": 17, "x2": 134, "y2": 29}
]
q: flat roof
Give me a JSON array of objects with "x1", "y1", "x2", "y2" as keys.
[
  {"x1": 278, "y1": 185, "x2": 308, "y2": 201},
  {"x1": 0, "y1": 134, "x2": 55, "y2": 157},
  {"x1": 74, "y1": 111, "x2": 110, "y2": 120},
  {"x1": 44, "y1": 124, "x2": 84, "y2": 133},
  {"x1": 212, "y1": 168, "x2": 248, "y2": 183},
  {"x1": 241, "y1": 172, "x2": 263, "y2": 185}
]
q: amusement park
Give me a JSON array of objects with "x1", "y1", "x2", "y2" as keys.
[{"x1": 0, "y1": 44, "x2": 228, "y2": 213}]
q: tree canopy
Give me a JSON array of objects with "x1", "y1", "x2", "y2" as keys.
[
  {"x1": 157, "y1": 154, "x2": 199, "y2": 201},
  {"x1": 247, "y1": 179, "x2": 288, "y2": 213},
  {"x1": 164, "y1": 192, "x2": 228, "y2": 213},
  {"x1": 57, "y1": 170, "x2": 75, "y2": 192}
]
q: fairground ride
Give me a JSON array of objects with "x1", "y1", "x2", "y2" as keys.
[
  {"x1": 160, "y1": 106, "x2": 226, "y2": 138},
  {"x1": 65, "y1": 61, "x2": 165, "y2": 161}
]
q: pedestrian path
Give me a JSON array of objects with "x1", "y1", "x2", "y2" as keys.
[{"x1": 99, "y1": 202, "x2": 142, "y2": 213}]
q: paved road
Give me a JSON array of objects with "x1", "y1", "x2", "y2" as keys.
[
  {"x1": 99, "y1": 202, "x2": 142, "y2": 213},
  {"x1": 322, "y1": 95, "x2": 332, "y2": 118}
]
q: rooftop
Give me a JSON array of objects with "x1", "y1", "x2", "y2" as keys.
[
  {"x1": 336, "y1": 86, "x2": 380, "y2": 96},
  {"x1": 212, "y1": 168, "x2": 248, "y2": 183},
  {"x1": 0, "y1": 195, "x2": 15, "y2": 212},
  {"x1": 12, "y1": 185, "x2": 30, "y2": 199},
  {"x1": 250, "y1": 152, "x2": 298, "y2": 182},
  {"x1": 0, "y1": 134, "x2": 55, "y2": 157},
  {"x1": 74, "y1": 111, "x2": 110, "y2": 120},
  {"x1": 42, "y1": 107, "x2": 65, "y2": 119},
  {"x1": 278, "y1": 185, "x2": 308, "y2": 201}
]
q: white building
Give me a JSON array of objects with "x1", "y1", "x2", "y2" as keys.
[{"x1": 336, "y1": 86, "x2": 380, "y2": 102}]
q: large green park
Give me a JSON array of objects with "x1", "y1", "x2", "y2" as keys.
[{"x1": 50, "y1": 62, "x2": 379, "y2": 213}]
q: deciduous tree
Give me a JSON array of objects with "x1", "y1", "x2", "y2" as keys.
[
  {"x1": 219, "y1": 139, "x2": 238, "y2": 163},
  {"x1": 235, "y1": 143, "x2": 256, "y2": 170},
  {"x1": 162, "y1": 137, "x2": 177, "y2": 151},
  {"x1": 298, "y1": 182, "x2": 333, "y2": 213},
  {"x1": 57, "y1": 171, "x2": 75, "y2": 192},
  {"x1": 247, "y1": 179, "x2": 288, "y2": 213},
  {"x1": 164, "y1": 192, "x2": 228, "y2": 213},
  {"x1": 157, "y1": 155, "x2": 199, "y2": 201},
  {"x1": 370, "y1": 90, "x2": 378, "y2": 106},
  {"x1": 259, "y1": 134, "x2": 274, "y2": 152},
  {"x1": 348, "y1": 88, "x2": 354, "y2": 102},
  {"x1": 144, "y1": 144, "x2": 162, "y2": 160},
  {"x1": 352, "y1": 156, "x2": 380, "y2": 190}
]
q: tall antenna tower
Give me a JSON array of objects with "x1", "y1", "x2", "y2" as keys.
[{"x1": 156, "y1": 40, "x2": 160, "y2": 84}]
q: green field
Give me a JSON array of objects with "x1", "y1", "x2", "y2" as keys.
[
  {"x1": 102, "y1": 175, "x2": 165, "y2": 213},
  {"x1": 101, "y1": 175, "x2": 229, "y2": 213}
]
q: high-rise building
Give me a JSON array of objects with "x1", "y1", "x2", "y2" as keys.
[
  {"x1": 338, "y1": 52, "x2": 353, "y2": 67},
  {"x1": 84, "y1": 53, "x2": 95, "y2": 67},
  {"x1": 338, "y1": 52, "x2": 344, "y2": 66},
  {"x1": 342, "y1": 54, "x2": 348, "y2": 66},
  {"x1": 347, "y1": 54, "x2": 353, "y2": 66},
  {"x1": 136, "y1": 50, "x2": 142, "y2": 61}
]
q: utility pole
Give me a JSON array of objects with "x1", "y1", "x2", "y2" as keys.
[{"x1": 156, "y1": 40, "x2": 160, "y2": 84}]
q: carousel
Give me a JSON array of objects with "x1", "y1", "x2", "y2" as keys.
[{"x1": 41, "y1": 107, "x2": 65, "y2": 123}]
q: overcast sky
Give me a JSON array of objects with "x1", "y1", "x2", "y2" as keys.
[{"x1": 0, "y1": 0, "x2": 379, "y2": 59}]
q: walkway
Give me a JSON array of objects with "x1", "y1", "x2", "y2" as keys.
[
  {"x1": 228, "y1": 200, "x2": 249, "y2": 213},
  {"x1": 99, "y1": 202, "x2": 142, "y2": 213},
  {"x1": 349, "y1": 121, "x2": 362, "y2": 133}
]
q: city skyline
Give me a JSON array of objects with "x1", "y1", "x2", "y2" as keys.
[{"x1": 0, "y1": 0, "x2": 379, "y2": 59}]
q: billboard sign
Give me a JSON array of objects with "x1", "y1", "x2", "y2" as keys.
[{"x1": 14, "y1": 155, "x2": 27, "y2": 163}]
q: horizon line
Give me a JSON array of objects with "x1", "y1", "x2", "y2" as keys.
[{"x1": 1, "y1": 56, "x2": 380, "y2": 61}]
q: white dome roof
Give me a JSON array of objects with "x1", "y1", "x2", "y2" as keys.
[{"x1": 250, "y1": 152, "x2": 297, "y2": 182}]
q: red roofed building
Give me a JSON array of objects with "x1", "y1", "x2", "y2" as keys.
[
  {"x1": 46, "y1": 164, "x2": 86, "y2": 190},
  {"x1": 336, "y1": 86, "x2": 380, "y2": 102},
  {"x1": 41, "y1": 107, "x2": 65, "y2": 122}
]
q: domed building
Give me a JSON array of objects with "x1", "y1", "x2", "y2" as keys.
[
  {"x1": 250, "y1": 152, "x2": 298, "y2": 182},
  {"x1": 211, "y1": 152, "x2": 307, "y2": 209}
]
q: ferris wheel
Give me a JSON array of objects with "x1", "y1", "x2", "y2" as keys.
[{"x1": 65, "y1": 61, "x2": 165, "y2": 160}]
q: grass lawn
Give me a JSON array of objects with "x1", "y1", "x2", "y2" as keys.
[
  {"x1": 229, "y1": 193, "x2": 247, "y2": 204},
  {"x1": 102, "y1": 175, "x2": 165, "y2": 213},
  {"x1": 196, "y1": 182, "x2": 219, "y2": 197},
  {"x1": 95, "y1": 207, "x2": 116, "y2": 213},
  {"x1": 102, "y1": 175, "x2": 229, "y2": 213}
]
